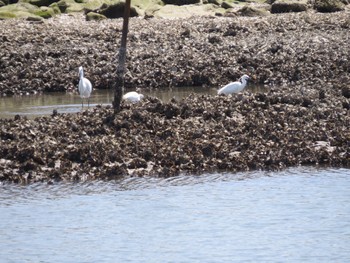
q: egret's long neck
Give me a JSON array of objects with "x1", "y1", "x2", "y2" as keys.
[{"x1": 79, "y1": 69, "x2": 84, "y2": 79}]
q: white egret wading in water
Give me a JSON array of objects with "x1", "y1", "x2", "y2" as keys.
[
  {"x1": 123, "y1": 91, "x2": 144, "y2": 103},
  {"x1": 78, "y1": 66, "x2": 92, "y2": 107},
  {"x1": 218, "y1": 74, "x2": 250, "y2": 95}
]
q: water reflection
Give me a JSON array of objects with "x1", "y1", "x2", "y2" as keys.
[
  {"x1": 0, "y1": 85, "x2": 266, "y2": 119},
  {"x1": 0, "y1": 90, "x2": 114, "y2": 118}
]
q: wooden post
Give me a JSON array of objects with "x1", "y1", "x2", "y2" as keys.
[{"x1": 113, "y1": 0, "x2": 131, "y2": 114}]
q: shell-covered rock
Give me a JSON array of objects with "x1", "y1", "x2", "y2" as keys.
[
  {"x1": 0, "y1": 9, "x2": 349, "y2": 184},
  {"x1": 0, "y1": 11, "x2": 349, "y2": 95},
  {"x1": 0, "y1": 88, "x2": 349, "y2": 184}
]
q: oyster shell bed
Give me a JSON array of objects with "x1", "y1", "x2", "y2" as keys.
[
  {"x1": 0, "y1": 12, "x2": 349, "y2": 183},
  {"x1": 1, "y1": 90, "x2": 349, "y2": 183},
  {"x1": 0, "y1": 11, "x2": 349, "y2": 94}
]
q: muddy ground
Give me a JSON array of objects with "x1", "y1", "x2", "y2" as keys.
[{"x1": 0, "y1": 11, "x2": 349, "y2": 183}]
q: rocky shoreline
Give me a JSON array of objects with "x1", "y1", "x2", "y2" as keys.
[{"x1": 0, "y1": 10, "x2": 349, "y2": 184}]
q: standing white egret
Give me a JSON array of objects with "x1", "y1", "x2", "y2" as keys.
[
  {"x1": 78, "y1": 66, "x2": 92, "y2": 108},
  {"x1": 218, "y1": 74, "x2": 250, "y2": 95},
  {"x1": 123, "y1": 91, "x2": 144, "y2": 103}
]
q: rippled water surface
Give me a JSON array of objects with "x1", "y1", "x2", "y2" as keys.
[{"x1": 1, "y1": 167, "x2": 349, "y2": 262}]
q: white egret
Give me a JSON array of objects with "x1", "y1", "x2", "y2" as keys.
[
  {"x1": 218, "y1": 74, "x2": 250, "y2": 95},
  {"x1": 78, "y1": 66, "x2": 92, "y2": 107},
  {"x1": 123, "y1": 91, "x2": 144, "y2": 103}
]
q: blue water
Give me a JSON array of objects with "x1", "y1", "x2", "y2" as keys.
[{"x1": 0, "y1": 167, "x2": 349, "y2": 263}]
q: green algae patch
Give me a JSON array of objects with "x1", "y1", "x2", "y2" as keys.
[
  {"x1": 86, "y1": 10, "x2": 106, "y2": 20},
  {"x1": 62, "y1": 0, "x2": 107, "y2": 13},
  {"x1": 152, "y1": 3, "x2": 225, "y2": 18},
  {"x1": 53, "y1": 0, "x2": 113, "y2": 13},
  {"x1": 0, "y1": 10, "x2": 43, "y2": 19},
  {"x1": 0, "y1": 2, "x2": 42, "y2": 19},
  {"x1": 49, "y1": 2, "x2": 62, "y2": 13},
  {"x1": 237, "y1": 5, "x2": 269, "y2": 16},
  {"x1": 0, "y1": 10, "x2": 17, "y2": 19},
  {"x1": 132, "y1": 0, "x2": 164, "y2": 10},
  {"x1": 0, "y1": 2, "x2": 60, "y2": 19},
  {"x1": 61, "y1": 0, "x2": 161, "y2": 14},
  {"x1": 0, "y1": 0, "x2": 347, "y2": 21},
  {"x1": 34, "y1": 5, "x2": 59, "y2": 17},
  {"x1": 0, "y1": 2, "x2": 39, "y2": 12}
]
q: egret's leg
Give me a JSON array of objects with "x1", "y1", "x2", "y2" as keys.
[{"x1": 88, "y1": 98, "x2": 90, "y2": 108}]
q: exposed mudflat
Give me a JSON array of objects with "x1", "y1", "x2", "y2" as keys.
[{"x1": 0, "y1": 11, "x2": 349, "y2": 183}]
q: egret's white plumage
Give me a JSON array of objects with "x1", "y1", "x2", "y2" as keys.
[
  {"x1": 218, "y1": 74, "x2": 250, "y2": 95},
  {"x1": 78, "y1": 66, "x2": 92, "y2": 107},
  {"x1": 123, "y1": 91, "x2": 144, "y2": 103}
]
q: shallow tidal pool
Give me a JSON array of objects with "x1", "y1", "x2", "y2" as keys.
[{"x1": 0, "y1": 85, "x2": 268, "y2": 118}]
